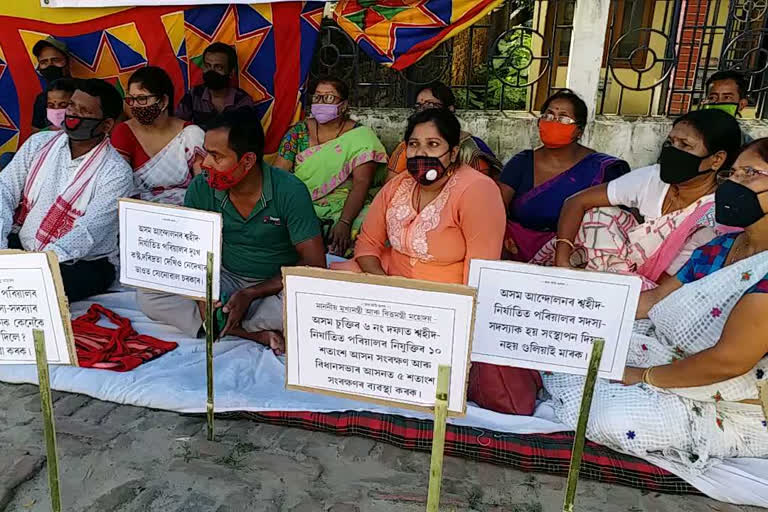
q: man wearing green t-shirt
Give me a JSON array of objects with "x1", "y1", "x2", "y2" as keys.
[{"x1": 137, "y1": 107, "x2": 325, "y2": 354}]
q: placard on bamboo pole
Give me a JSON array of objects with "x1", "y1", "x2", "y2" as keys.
[
  {"x1": 562, "y1": 338, "x2": 605, "y2": 512},
  {"x1": 205, "y1": 251, "x2": 215, "y2": 441},
  {"x1": 33, "y1": 329, "x2": 62, "y2": 512},
  {"x1": 426, "y1": 365, "x2": 451, "y2": 512}
]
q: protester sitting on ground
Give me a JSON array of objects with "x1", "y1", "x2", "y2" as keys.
[
  {"x1": 386, "y1": 81, "x2": 502, "y2": 181},
  {"x1": 0, "y1": 78, "x2": 133, "y2": 302},
  {"x1": 536, "y1": 109, "x2": 742, "y2": 290},
  {"x1": 112, "y1": 66, "x2": 204, "y2": 205},
  {"x1": 32, "y1": 36, "x2": 73, "y2": 133},
  {"x1": 497, "y1": 89, "x2": 629, "y2": 262},
  {"x1": 137, "y1": 107, "x2": 325, "y2": 354},
  {"x1": 273, "y1": 75, "x2": 387, "y2": 256},
  {"x1": 176, "y1": 42, "x2": 255, "y2": 130},
  {"x1": 44, "y1": 78, "x2": 77, "y2": 131},
  {"x1": 544, "y1": 138, "x2": 768, "y2": 466},
  {"x1": 333, "y1": 108, "x2": 504, "y2": 283},
  {"x1": 333, "y1": 108, "x2": 540, "y2": 415},
  {"x1": 702, "y1": 70, "x2": 752, "y2": 144}
]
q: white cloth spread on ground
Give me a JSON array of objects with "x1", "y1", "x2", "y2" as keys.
[{"x1": 0, "y1": 290, "x2": 766, "y2": 507}]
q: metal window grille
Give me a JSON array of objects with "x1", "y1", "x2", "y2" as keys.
[
  {"x1": 309, "y1": 0, "x2": 573, "y2": 112},
  {"x1": 309, "y1": 0, "x2": 768, "y2": 118},
  {"x1": 597, "y1": 0, "x2": 768, "y2": 117}
]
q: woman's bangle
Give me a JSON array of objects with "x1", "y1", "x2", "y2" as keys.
[
  {"x1": 555, "y1": 238, "x2": 575, "y2": 250},
  {"x1": 339, "y1": 218, "x2": 352, "y2": 227},
  {"x1": 642, "y1": 367, "x2": 655, "y2": 386}
]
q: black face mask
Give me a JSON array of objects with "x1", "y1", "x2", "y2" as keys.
[
  {"x1": 203, "y1": 70, "x2": 229, "y2": 91},
  {"x1": 63, "y1": 114, "x2": 105, "y2": 141},
  {"x1": 39, "y1": 66, "x2": 65, "y2": 83},
  {"x1": 715, "y1": 180, "x2": 767, "y2": 228},
  {"x1": 659, "y1": 144, "x2": 711, "y2": 185}
]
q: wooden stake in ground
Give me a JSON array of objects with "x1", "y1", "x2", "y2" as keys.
[
  {"x1": 426, "y1": 365, "x2": 451, "y2": 512},
  {"x1": 33, "y1": 328, "x2": 62, "y2": 512},
  {"x1": 205, "y1": 251, "x2": 215, "y2": 441},
  {"x1": 562, "y1": 338, "x2": 605, "y2": 512}
]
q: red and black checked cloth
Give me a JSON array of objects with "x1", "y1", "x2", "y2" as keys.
[{"x1": 229, "y1": 410, "x2": 699, "y2": 495}]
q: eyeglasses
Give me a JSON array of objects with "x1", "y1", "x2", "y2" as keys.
[
  {"x1": 413, "y1": 101, "x2": 444, "y2": 112},
  {"x1": 124, "y1": 95, "x2": 159, "y2": 107},
  {"x1": 312, "y1": 94, "x2": 341, "y2": 105},
  {"x1": 717, "y1": 167, "x2": 768, "y2": 184},
  {"x1": 539, "y1": 113, "x2": 577, "y2": 125}
]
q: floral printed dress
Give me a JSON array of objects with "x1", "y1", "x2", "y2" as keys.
[{"x1": 543, "y1": 234, "x2": 768, "y2": 472}]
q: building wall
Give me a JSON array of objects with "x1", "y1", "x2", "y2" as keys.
[{"x1": 353, "y1": 108, "x2": 768, "y2": 169}]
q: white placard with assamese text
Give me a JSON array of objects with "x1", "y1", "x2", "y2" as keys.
[
  {"x1": 284, "y1": 271, "x2": 475, "y2": 414},
  {"x1": 468, "y1": 260, "x2": 641, "y2": 380},
  {"x1": 0, "y1": 252, "x2": 74, "y2": 365},
  {"x1": 119, "y1": 199, "x2": 221, "y2": 301}
]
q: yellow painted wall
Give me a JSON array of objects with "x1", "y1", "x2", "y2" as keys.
[{"x1": 526, "y1": 1, "x2": 746, "y2": 117}]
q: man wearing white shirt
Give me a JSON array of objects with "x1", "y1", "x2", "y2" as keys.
[{"x1": 0, "y1": 78, "x2": 133, "y2": 302}]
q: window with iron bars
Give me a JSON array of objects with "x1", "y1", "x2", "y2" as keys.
[{"x1": 309, "y1": 0, "x2": 768, "y2": 118}]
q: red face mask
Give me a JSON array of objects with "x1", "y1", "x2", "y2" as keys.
[
  {"x1": 538, "y1": 119, "x2": 579, "y2": 149},
  {"x1": 203, "y1": 156, "x2": 251, "y2": 191}
]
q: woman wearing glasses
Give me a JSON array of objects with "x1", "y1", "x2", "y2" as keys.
[
  {"x1": 273, "y1": 76, "x2": 387, "y2": 257},
  {"x1": 112, "y1": 66, "x2": 205, "y2": 205},
  {"x1": 497, "y1": 89, "x2": 629, "y2": 262},
  {"x1": 386, "y1": 81, "x2": 502, "y2": 181},
  {"x1": 544, "y1": 138, "x2": 768, "y2": 466},
  {"x1": 534, "y1": 108, "x2": 742, "y2": 290}
]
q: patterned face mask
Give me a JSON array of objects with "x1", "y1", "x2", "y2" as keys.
[
  {"x1": 203, "y1": 155, "x2": 252, "y2": 191},
  {"x1": 130, "y1": 101, "x2": 164, "y2": 126},
  {"x1": 406, "y1": 150, "x2": 451, "y2": 186}
]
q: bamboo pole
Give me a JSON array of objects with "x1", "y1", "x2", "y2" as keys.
[
  {"x1": 33, "y1": 329, "x2": 62, "y2": 512},
  {"x1": 562, "y1": 338, "x2": 605, "y2": 512},
  {"x1": 206, "y1": 251, "x2": 215, "y2": 441},
  {"x1": 426, "y1": 365, "x2": 451, "y2": 512}
]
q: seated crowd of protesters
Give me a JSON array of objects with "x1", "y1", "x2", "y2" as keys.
[{"x1": 1, "y1": 35, "x2": 766, "y2": 465}]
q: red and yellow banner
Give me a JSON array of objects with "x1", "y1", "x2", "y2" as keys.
[{"x1": 0, "y1": 1, "x2": 324, "y2": 155}]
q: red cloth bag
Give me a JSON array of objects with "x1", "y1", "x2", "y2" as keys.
[
  {"x1": 72, "y1": 304, "x2": 178, "y2": 372},
  {"x1": 468, "y1": 362, "x2": 542, "y2": 416}
]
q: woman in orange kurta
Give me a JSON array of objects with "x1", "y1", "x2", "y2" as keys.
[
  {"x1": 335, "y1": 109, "x2": 541, "y2": 416},
  {"x1": 336, "y1": 108, "x2": 505, "y2": 284}
]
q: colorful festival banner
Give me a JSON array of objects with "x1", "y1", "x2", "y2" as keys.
[
  {"x1": 45, "y1": 0, "x2": 331, "y2": 7},
  {"x1": 0, "y1": 2, "x2": 324, "y2": 155},
  {"x1": 334, "y1": 0, "x2": 503, "y2": 71}
]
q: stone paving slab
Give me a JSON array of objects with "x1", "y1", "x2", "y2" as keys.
[{"x1": 0, "y1": 383, "x2": 763, "y2": 512}]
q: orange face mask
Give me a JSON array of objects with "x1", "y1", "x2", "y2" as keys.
[{"x1": 538, "y1": 119, "x2": 579, "y2": 148}]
